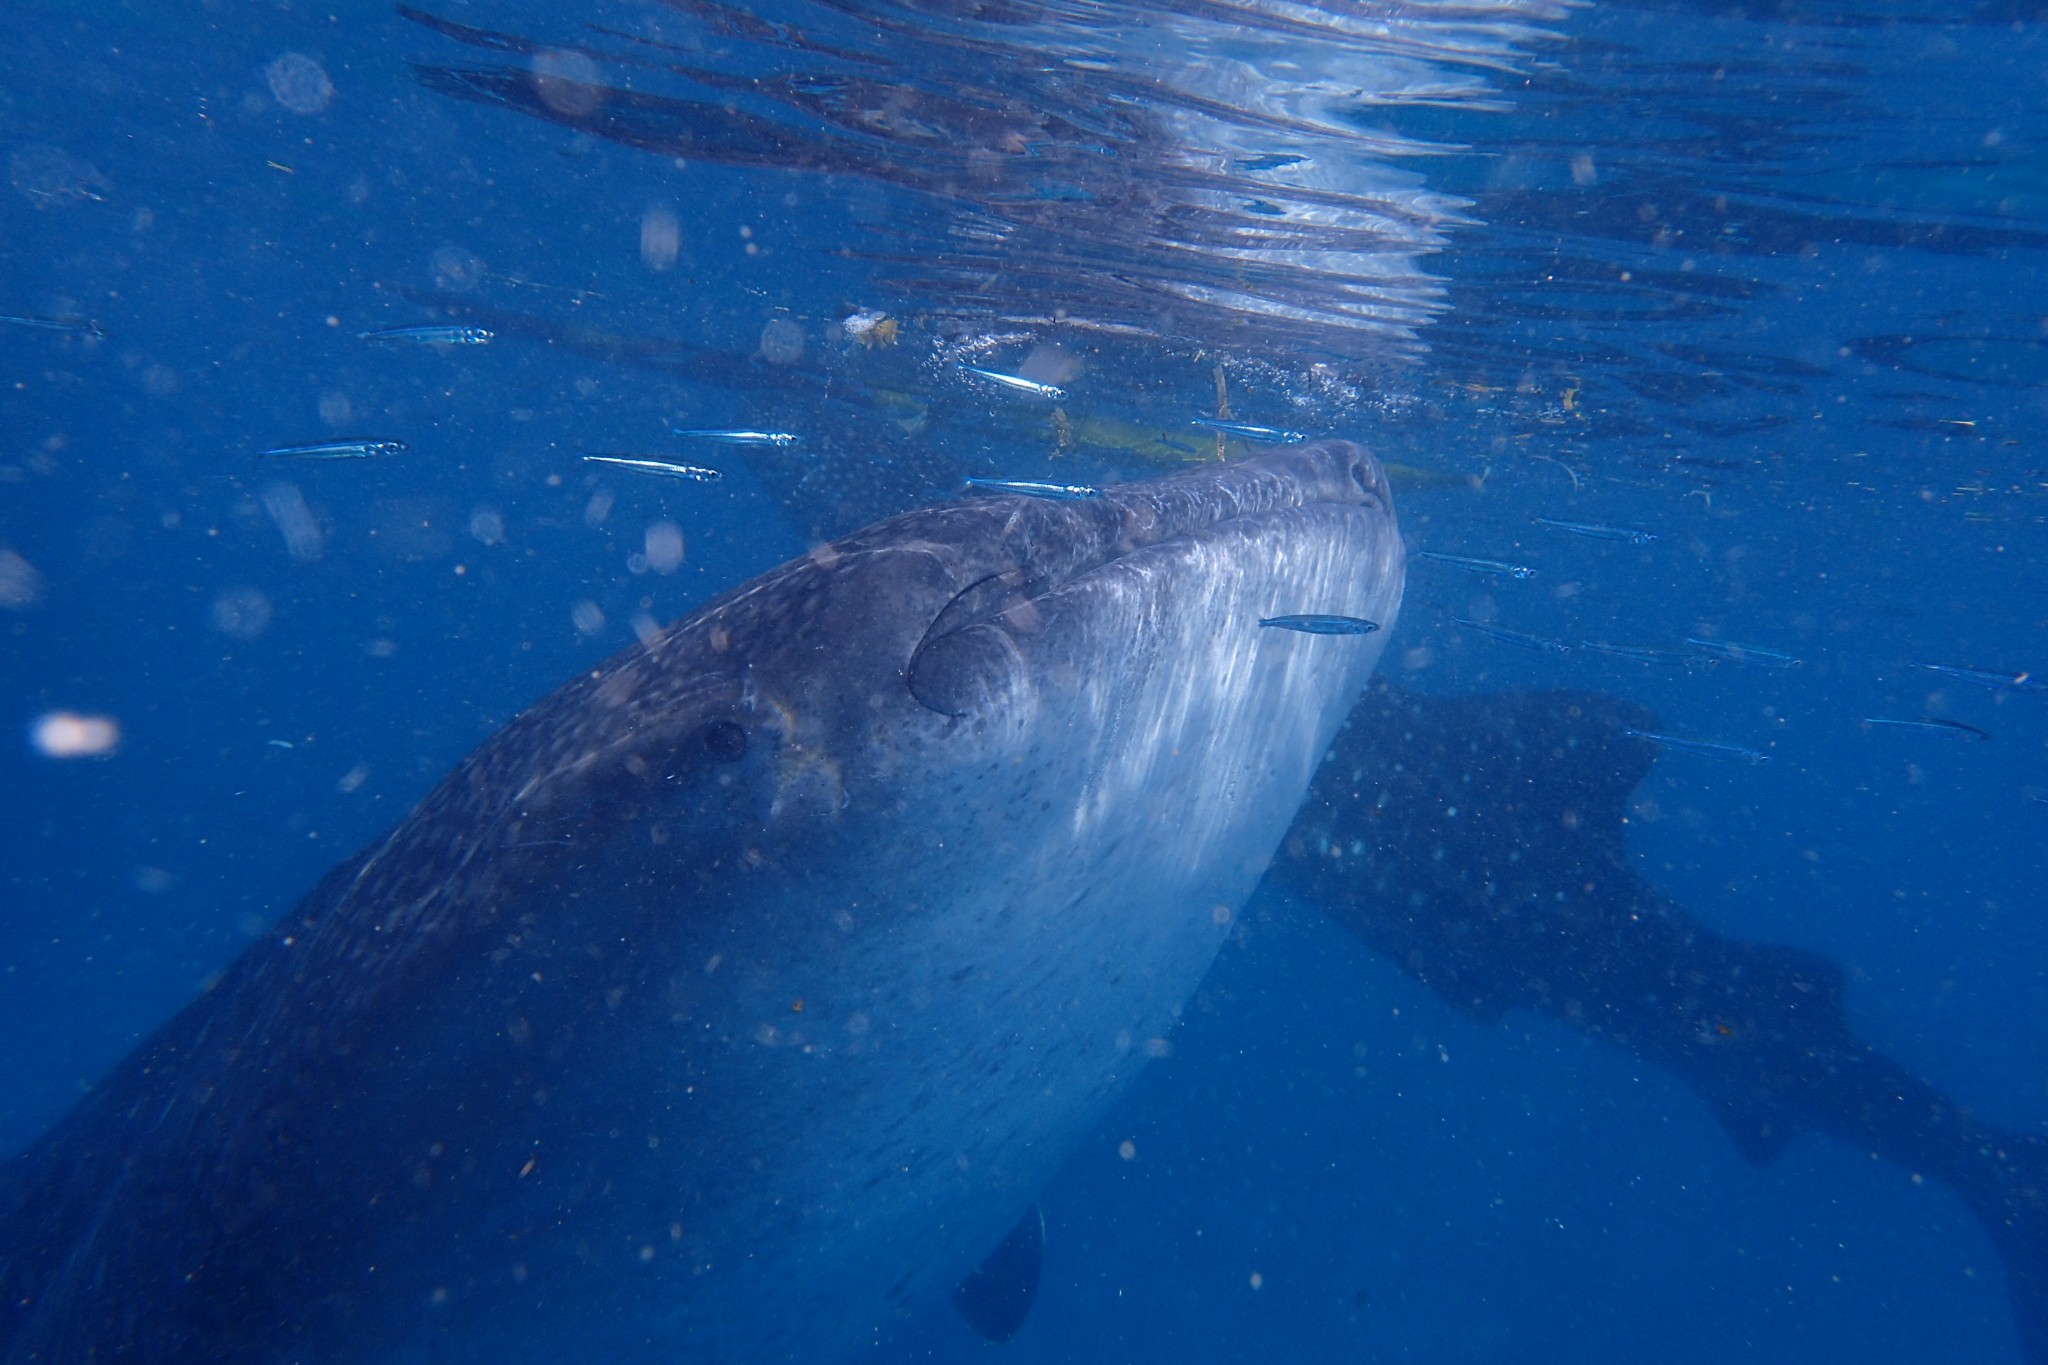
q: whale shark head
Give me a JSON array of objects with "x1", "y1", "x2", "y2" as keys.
[
  {"x1": 513, "y1": 436, "x2": 1401, "y2": 886},
  {"x1": 0, "y1": 442, "x2": 1402, "y2": 1365}
]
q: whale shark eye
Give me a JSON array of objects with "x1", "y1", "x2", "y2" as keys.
[
  {"x1": 696, "y1": 720, "x2": 748, "y2": 763},
  {"x1": 1342, "y1": 449, "x2": 1382, "y2": 501}
]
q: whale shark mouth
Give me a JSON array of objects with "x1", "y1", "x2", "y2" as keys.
[{"x1": 905, "y1": 440, "x2": 1393, "y2": 715}]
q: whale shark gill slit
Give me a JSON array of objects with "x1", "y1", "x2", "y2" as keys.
[
  {"x1": 908, "y1": 568, "x2": 1053, "y2": 717},
  {"x1": 909, "y1": 614, "x2": 1032, "y2": 718}
]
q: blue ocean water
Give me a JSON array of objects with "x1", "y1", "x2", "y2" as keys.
[{"x1": 1, "y1": 1, "x2": 2044, "y2": 1362}]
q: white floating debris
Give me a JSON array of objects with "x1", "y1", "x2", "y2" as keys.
[
  {"x1": 0, "y1": 548, "x2": 44, "y2": 609},
  {"x1": 265, "y1": 52, "x2": 335, "y2": 115},
  {"x1": 261, "y1": 482, "x2": 323, "y2": 563},
  {"x1": 841, "y1": 309, "x2": 897, "y2": 347},
  {"x1": 210, "y1": 586, "x2": 274, "y2": 640},
  {"x1": 640, "y1": 205, "x2": 681, "y2": 272},
  {"x1": 643, "y1": 521, "x2": 685, "y2": 574},
  {"x1": 30, "y1": 710, "x2": 120, "y2": 758},
  {"x1": 630, "y1": 613, "x2": 666, "y2": 649},
  {"x1": 529, "y1": 48, "x2": 603, "y2": 118},
  {"x1": 758, "y1": 317, "x2": 805, "y2": 365}
]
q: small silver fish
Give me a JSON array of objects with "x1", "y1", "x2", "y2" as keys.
[
  {"x1": 582, "y1": 454, "x2": 724, "y2": 482},
  {"x1": 1258, "y1": 615, "x2": 1379, "y2": 636},
  {"x1": 259, "y1": 439, "x2": 407, "y2": 460},
  {"x1": 1862, "y1": 716, "x2": 1992, "y2": 741},
  {"x1": 1535, "y1": 517, "x2": 1657, "y2": 545},
  {"x1": 1578, "y1": 641, "x2": 1693, "y2": 666},
  {"x1": 359, "y1": 325, "x2": 494, "y2": 346},
  {"x1": 672, "y1": 429, "x2": 799, "y2": 446},
  {"x1": 1624, "y1": 727, "x2": 1770, "y2": 765},
  {"x1": 958, "y1": 365, "x2": 1066, "y2": 400},
  {"x1": 1190, "y1": 418, "x2": 1307, "y2": 443},
  {"x1": 0, "y1": 313, "x2": 103, "y2": 338},
  {"x1": 1685, "y1": 637, "x2": 1801, "y2": 667},
  {"x1": 1453, "y1": 617, "x2": 1571, "y2": 654},
  {"x1": 1416, "y1": 551, "x2": 1538, "y2": 580},
  {"x1": 1910, "y1": 661, "x2": 2043, "y2": 692},
  {"x1": 962, "y1": 477, "x2": 1102, "y2": 500}
]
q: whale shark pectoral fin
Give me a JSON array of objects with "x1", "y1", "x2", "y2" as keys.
[
  {"x1": 1699, "y1": 1087, "x2": 1799, "y2": 1168},
  {"x1": 952, "y1": 1203, "x2": 1046, "y2": 1343}
]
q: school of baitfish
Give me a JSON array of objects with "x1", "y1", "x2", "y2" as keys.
[{"x1": 11, "y1": 301, "x2": 2022, "y2": 774}]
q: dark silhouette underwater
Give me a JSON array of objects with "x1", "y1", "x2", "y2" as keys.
[{"x1": 1275, "y1": 682, "x2": 2048, "y2": 1365}]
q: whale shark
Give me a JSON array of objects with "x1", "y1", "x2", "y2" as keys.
[
  {"x1": 0, "y1": 442, "x2": 1402, "y2": 1364},
  {"x1": 1275, "y1": 682, "x2": 2048, "y2": 1365}
]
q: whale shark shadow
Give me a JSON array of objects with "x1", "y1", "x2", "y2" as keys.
[{"x1": 1274, "y1": 682, "x2": 2048, "y2": 1365}]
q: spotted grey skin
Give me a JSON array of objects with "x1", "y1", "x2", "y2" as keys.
[{"x1": 0, "y1": 441, "x2": 1402, "y2": 1365}]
